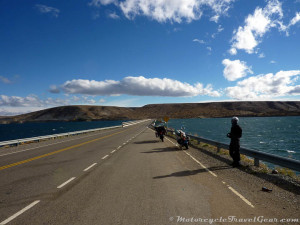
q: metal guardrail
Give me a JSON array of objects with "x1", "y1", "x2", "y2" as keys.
[
  {"x1": 0, "y1": 119, "x2": 150, "y2": 148},
  {"x1": 167, "y1": 129, "x2": 300, "y2": 172},
  {"x1": 122, "y1": 119, "x2": 151, "y2": 127}
]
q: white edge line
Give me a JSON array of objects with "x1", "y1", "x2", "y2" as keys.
[
  {"x1": 83, "y1": 163, "x2": 97, "y2": 172},
  {"x1": 57, "y1": 177, "x2": 76, "y2": 189},
  {"x1": 111, "y1": 150, "x2": 116, "y2": 154},
  {"x1": 165, "y1": 134, "x2": 254, "y2": 208},
  {"x1": 102, "y1": 155, "x2": 109, "y2": 160},
  {"x1": 228, "y1": 186, "x2": 255, "y2": 208},
  {"x1": 165, "y1": 137, "x2": 217, "y2": 177},
  {"x1": 184, "y1": 151, "x2": 218, "y2": 177},
  {"x1": 0, "y1": 200, "x2": 40, "y2": 225}
]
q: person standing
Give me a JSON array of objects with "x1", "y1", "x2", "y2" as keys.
[{"x1": 227, "y1": 117, "x2": 242, "y2": 167}]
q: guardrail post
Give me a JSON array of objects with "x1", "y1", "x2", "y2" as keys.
[
  {"x1": 254, "y1": 158, "x2": 260, "y2": 167},
  {"x1": 217, "y1": 144, "x2": 220, "y2": 153}
]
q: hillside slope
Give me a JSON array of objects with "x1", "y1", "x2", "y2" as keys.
[{"x1": 0, "y1": 101, "x2": 299, "y2": 124}]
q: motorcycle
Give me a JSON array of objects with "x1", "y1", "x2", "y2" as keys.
[
  {"x1": 158, "y1": 131, "x2": 165, "y2": 142},
  {"x1": 177, "y1": 136, "x2": 189, "y2": 149}
]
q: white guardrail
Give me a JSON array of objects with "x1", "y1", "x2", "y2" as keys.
[{"x1": 0, "y1": 119, "x2": 150, "y2": 148}]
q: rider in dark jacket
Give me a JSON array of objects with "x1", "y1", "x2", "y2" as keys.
[{"x1": 227, "y1": 117, "x2": 242, "y2": 167}]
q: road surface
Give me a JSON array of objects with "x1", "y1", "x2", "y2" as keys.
[{"x1": 0, "y1": 121, "x2": 299, "y2": 224}]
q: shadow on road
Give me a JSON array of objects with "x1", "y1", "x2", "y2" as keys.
[
  {"x1": 153, "y1": 166, "x2": 231, "y2": 179},
  {"x1": 141, "y1": 147, "x2": 181, "y2": 153},
  {"x1": 181, "y1": 137, "x2": 300, "y2": 195}
]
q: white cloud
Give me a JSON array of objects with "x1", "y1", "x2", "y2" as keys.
[
  {"x1": 225, "y1": 70, "x2": 300, "y2": 100},
  {"x1": 258, "y1": 53, "x2": 265, "y2": 58},
  {"x1": 0, "y1": 107, "x2": 46, "y2": 116},
  {"x1": 230, "y1": 0, "x2": 283, "y2": 54},
  {"x1": 210, "y1": 15, "x2": 220, "y2": 23},
  {"x1": 0, "y1": 76, "x2": 11, "y2": 84},
  {"x1": 119, "y1": 0, "x2": 235, "y2": 23},
  {"x1": 49, "y1": 85, "x2": 60, "y2": 93},
  {"x1": 222, "y1": 59, "x2": 253, "y2": 81},
  {"x1": 108, "y1": 11, "x2": 120, "y2": 19},
  {"x1": 280, "y1": 12, "x2": 300, "y2": 35},
  {"x1": 89, "y1": 0, "x2": 117, "y2": 7},
  {"x1": 57, "y1": 76, "x2": 221, "y2": 97},
  {"x1": 35, "y1": 4, "x2": 60, "y2": 17},
  {"x1": 0, "y1": 95, "x2": 68, "y2": 107},
  {"x1": 193, "y1": 39, "x2": 205, "y2": 44},
  {"x1": 229, "y1": 48, "x2": 237, "y2": 55},
  {"x1": 270, "y1": 60, "x2": 276, "y2": 64},
  {"x1": 290, "y1": 12, "x2": 300, "y2": 26}
]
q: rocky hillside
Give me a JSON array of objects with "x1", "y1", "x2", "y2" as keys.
[{"x1": 0, "y1": 101, "x2": 300, "y2": 124}]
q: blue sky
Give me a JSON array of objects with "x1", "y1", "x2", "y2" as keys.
[{"x1": 0, "y1": 0, "x2": 300, "y2": 115}]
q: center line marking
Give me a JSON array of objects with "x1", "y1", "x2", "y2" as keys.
[
  {"x1": 0, "y1": 200, "x2": 40, "y2": 225},
  {"x1": 57, "y1": 177, "x2": 76, "y2": 189},
  {"x1": 102, "y1": 155, "x2": 109, "y2": 159},
  {"x1": 0, "y1": 127, "x2": 136, "y2": 171},
  {"x1": 83, "y1": 163, "x2": 97, "y2": 172},
  {"x1": 111, "y1": 150, "x2": 116, "y2": 153}
]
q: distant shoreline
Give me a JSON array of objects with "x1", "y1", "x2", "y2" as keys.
[{"x1": 0, "y1": 101, "x2": 300, "y2": 124}]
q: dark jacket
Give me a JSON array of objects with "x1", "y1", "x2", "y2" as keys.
[{"x1": 228, "y1": 124, "x2": 242, "y2": 143}]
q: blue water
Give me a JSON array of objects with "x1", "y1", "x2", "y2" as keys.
[
  {"x1": 0, "y1": 120, "x2": 127, "y2": 142},
  {"x1": 167, "y1": 116, "x2": 300, "y2": 162}
]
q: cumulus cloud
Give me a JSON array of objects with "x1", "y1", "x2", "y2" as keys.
[
  {"x1": 222, "y1": 59, "x2": 253, "y2": 81},
  {"x1": 118, "y1": 0, "x2": 235, "y2": 23},
  {"x1": 55, "y1": 76, "x2": 221, "y2": 97},
  {"x1": 225, "y1": 70, "x2": 300, "y2": 100},
  {"x1": 35, "y1": 4, "x2": 60, "y2": 17},
  {"x1": 230, "y1": 0, "x2": 283, "y2": 54},
  {"x1": 49, "y1": 85, "x2": 60, "y2": 94}
]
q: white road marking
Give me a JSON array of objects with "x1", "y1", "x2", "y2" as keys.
[
  {"x1": 123, "y1": 143, "x2": 126, "y2": 145},
  {"x1": 184, "y1": 151, "x2": 218, "y2": 177},
  {"x1": 57, "y1": 177, "x2": 76, "y2": 189},
  {"x1": 227, "y1": 185, "x2": 255, "y2": 208},
  {"x1": 117, "y1": 146, "x2": 121, "y2": 149},
  {"x1": 165, "y1": 137, "x2": 217, "y2": 176},
  {"x1": 83, "y1": 163, "x2": 97, "y2": 172},
  {"x1": 102, "y1": 155, "x2": 109, "y2": 159},
  {"x1": 0, "y1": 200, "x2": 40, "y2": 225},
  {"x1": 166, "y1": 135, "x2": 254, "y2": 208},
  {"x1": 165, "y1": 137, "x2": 178, "y2": 146},
  {"x1": 111, "y1": 150, "x2": 116, "y2": 154}
]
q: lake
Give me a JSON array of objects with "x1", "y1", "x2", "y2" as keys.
[{"x1": 167, "y1": 116, "x2": 300, "y2": 162}]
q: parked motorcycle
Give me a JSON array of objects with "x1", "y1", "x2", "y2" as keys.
[
  {"x1": 159, "y1": 131, "x2": 165, "y2": 142},
  {"x1": 177, "y1": 137, "x2": 189, "y2": 149}
]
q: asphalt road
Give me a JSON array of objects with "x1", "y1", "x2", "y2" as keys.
[{"x1": 0, "y1": 121, "x2": 299, "y2": 225}]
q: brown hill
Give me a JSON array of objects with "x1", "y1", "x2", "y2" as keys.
[{"x1": 0, "y1": 101, "x2": 300, "y2": 124}]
